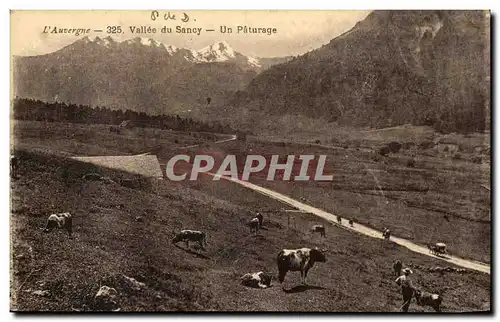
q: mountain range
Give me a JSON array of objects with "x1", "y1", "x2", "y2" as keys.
[
  {"x1": 13, "y1": 10, "x2": 490, "y2": 134},
  {"x1": 225, "y1": 10, "x2": 490, "y2": 133},
  {"x1": 13, "y1": 36, "x2": 291, "y2": 114}
]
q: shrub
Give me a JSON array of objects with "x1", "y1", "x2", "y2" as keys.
[
  {"x1": 387, "y1": 141, "x2": 402, "y2": 153},
  {"x1": 471, "y1": 156, "x2": 482, "y2": 164},
  {"x1": 379, "y1": 146, "x2": 390, "y2": 156},
  {"x1": 419, "y1": 140, "x2": 434, "y2": 150},
  {"x1": 402, "y1": 142, "x2": 416, "y2": 149}
]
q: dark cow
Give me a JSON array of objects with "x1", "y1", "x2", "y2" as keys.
[
  {"x1": 255, "y1": 212, "x2": 264, "y2": 227},
  {"x1": 336, "y1": 215, "x2": 342, "y2": 224},
  {"x1": 348, "y1": 219, "x2": 354, "y2": 227},
  {"x1": 277, "y1": 247, "x2": 327, "y2": 287},
  {"x1": 10, "y1": 155, "x2": 19, "y2": 176},
  {"x1": 310, "y1": 225, "x2": 326, "y2": 238},
  {"x1": 241, "y1": 271, "x2": 273, "y2": 289},
  {"x1": 393, "y1": 260, "x2": 403, "y2": 277},
  {"x1": 248, "y1": 217, "x2": 260, "y2": 235},
  {"x1": 414, "y1": 289, "x2": 443, "y2": 312},
  {"x1": 383, "y1": 228, "x2": 391, "y2": 240},
  {"x1": 42, "y1": 212, "x2": 73, "y2": 236},
  {"x1": 172, "y1": 230, "x2": 207, "y2": 249}
]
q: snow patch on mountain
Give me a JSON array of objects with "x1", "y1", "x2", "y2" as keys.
[
  {"x1": 93, "y1": 36, "x2": 115, "y2": 48},
  {"x1": 83, "y1": 36, "x2": 262, "y2": 67},
  {"x1": 247, "y1": 56, "x2": 261, "y2": 68},
  {"x1": 195, "y1": 41, "x2": 236, "y2": 62}
]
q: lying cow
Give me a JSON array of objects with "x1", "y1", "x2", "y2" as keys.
[
  {"x1": 277, "y1": 247, "x2": 327, "y2": 287},
  {"x1": 42, "y1": 212, "x2": 73, "y2": 236},
  {"x1": 414, "y1": 289, "x2": 443, "y2": 312},
  {"x1": 172, "y1": 230, "x2": 207, "y2": 249},
  {"x1": 248, "y1": 217, "x2": 260, "y2": 235},
  {"x1": 310, "y1": 225, "x2": 326, "y2": 238},
  {"x1": 241, "y1": 271, "x2": 273, "y2": 289}
]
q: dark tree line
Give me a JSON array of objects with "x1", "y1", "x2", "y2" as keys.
[{"x1": 12, "y1": 97, "x2": 236, "y2": 134}]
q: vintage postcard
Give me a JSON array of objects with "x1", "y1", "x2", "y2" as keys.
[{"x1": 10, "y1": 10, "x2": 491, "y2": 312}]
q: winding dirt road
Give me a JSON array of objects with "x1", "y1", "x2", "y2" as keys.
[{"x1": 206, "y1": 173, "x2": 491, "y2": 275}]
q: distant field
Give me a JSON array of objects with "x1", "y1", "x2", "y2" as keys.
[
  {"x1": 211, "y1": 138, "x2": 490, "y2": 264},
  {"x1": 10, "y1": 121, "x2": 490, "y2": 312},
  {"x1": 11, "y1": 120, "x2": 223, "y2": 157}
]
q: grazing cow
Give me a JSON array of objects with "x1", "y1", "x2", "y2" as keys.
[
  {"x1": 241, "y1": 271, "x2": 273, "y2": 289},
  {"x1": 10, "y1": 155, "x2": 19, "y2": 175},
  {"x1": 172, "y1": 230, "x2": 207, "y2": 249},
  {"x1": 310, "y1": 225, "x2": 326, "y2": 237},
  {"x1": 336, "y1": 215, "x2": 342, "y2": 224},
  {"x1": 248, "y1": 217, "x2": 260, "y2": 235},
  {"x1": 427, "y1": 243, "x2": 446, "y2": 256},
  {"x1": 42, "y1": 212, "x2": 73, "y2": 236},
  {"x1": 393, "y1": 260, "x2": 403, "y2": 277},
  {"x1": 414, "y1": 289, "x2": 443, "y2": 312},
  {"x1": 348, "y1": 219, "x2": 354, "y2": 227},
  {"x1": 277, "y1": 247, "x2": 327, "y2": 287},
  {"x1": 255, "y1": 212, "x2": 264, "y2": 227}
]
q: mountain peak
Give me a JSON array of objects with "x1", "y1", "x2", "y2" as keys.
[{"x1": 196, "y1": 41, "x2": 237, "y2": 62}]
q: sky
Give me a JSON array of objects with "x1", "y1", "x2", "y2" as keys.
[{"x1": 10, "y1": 10, "x2": 371, "y2": 58}]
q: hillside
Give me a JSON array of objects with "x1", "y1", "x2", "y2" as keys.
[
  {"x1": 12, "y1": 37, "x2": 291, "y2": 115},
  {"x1": 227, "y1": 10, "x2": 490, "y2": 134},
  {"x1": 10, "y1": 149, "x2": 490, "y2": 312}
]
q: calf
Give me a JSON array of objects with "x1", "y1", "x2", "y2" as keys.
[
  {"x1": 393, "y1": 260, "x2": 403, "y2": 277},
  {"x1": 172, "y1": 230, "x2": 207, "y2": 249},
  {"x1": 42, "y1": 212, "x2": 73, "y2": 236},
  {"x1": 241, "y1": 271, "x2": 272, "y2": 289},
  {"x1": 277, "y1": 247, "x2": 327, "y2": 287},
  {"x1": 310, "y1": 225, "x2": 326, "y2": 237},
  {"x1": 248, "y1": 217, "x2": 260, "y2": 235},
  {"x1": 414, "y1": 289, "x2": 443, "y2": 312}
]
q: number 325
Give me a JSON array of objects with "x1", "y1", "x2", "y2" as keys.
[{"x1": 107, "y1": 26, "x2": 122, "y2": 34}]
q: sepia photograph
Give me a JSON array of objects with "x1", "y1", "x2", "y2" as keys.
[{"x1": 9, "y1": 9, "x2": 491, "y2": 313}]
